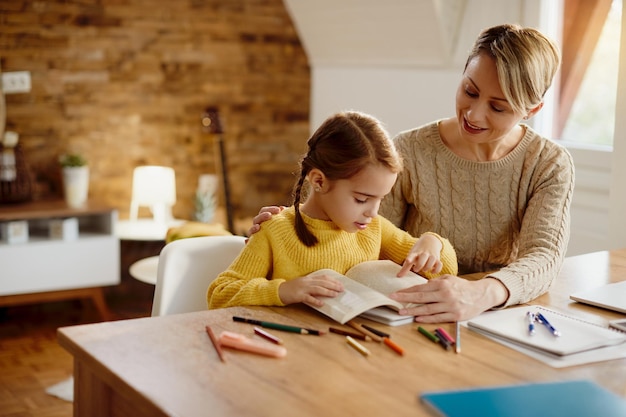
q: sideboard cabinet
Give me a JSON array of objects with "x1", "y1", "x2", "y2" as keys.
[{"x1": 0, "y1": 200, "x2": 120, "y2": 319}]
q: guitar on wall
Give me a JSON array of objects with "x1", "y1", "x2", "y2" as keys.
[{"x1": 201, "y1": 107, "x2": 234, "y2": 234}]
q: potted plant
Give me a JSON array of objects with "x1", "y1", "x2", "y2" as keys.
[{"x1": 59, "y1": 153, "x2": 89, "y2": 208}]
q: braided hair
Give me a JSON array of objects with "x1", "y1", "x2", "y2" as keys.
[{"x1": 292, "y1": 111, "x2": 402, "y2": 246}]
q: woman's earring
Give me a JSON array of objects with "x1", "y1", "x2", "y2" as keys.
[{"x1": 314, "y1": 186, "x2": 321, "y2": 192}]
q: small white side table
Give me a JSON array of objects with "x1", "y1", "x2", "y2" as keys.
[{"x1": 128, "y1": 256, "x2": 160, "y2": 285}]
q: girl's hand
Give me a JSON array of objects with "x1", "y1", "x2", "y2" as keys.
[
  {"x1": 398, "y1": 233, "x2": 443, "y2": 277},
  {"x1": 278, "y1": 272, "x2": 344, "y2": 306}
]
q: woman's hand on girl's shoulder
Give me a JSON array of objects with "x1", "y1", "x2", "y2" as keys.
[{"x1": 247, "y1": 206, "x2": 285, "y2": 236}]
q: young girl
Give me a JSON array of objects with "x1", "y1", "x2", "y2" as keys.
[{"x1": 207, "y1": 111, "x2": 457, "y2": 310}]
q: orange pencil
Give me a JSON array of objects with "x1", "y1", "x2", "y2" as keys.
[{"x1": 383, "y1": 337, "x2": 404, "y2": 356}]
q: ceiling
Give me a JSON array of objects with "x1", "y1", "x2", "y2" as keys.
[{"x1": 282, "y1": 0, "x2": 468, "y2": 68}]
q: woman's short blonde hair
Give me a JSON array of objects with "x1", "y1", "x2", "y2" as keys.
[{"x1": 466, "y1": 23, "x2": 561, "y2": 115}]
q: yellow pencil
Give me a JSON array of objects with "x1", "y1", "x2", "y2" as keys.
[{"x1": 346, "y1": 336, "x2": 371, "y2": 357}]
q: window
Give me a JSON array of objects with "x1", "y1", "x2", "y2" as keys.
[{"x1": 559, "y1": 0, "x2": 621, "y2": 147}]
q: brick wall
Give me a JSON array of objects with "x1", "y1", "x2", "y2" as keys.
[{"x1": 0, "y1": 0, "x2": 310, "y2": 232}]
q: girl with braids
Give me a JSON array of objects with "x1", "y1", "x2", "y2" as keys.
[{"x1": 207, "y1": 111, "x2": 457, "y2": 310}]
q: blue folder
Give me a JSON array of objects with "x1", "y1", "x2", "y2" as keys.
[{"x1": 419, "y1": 380, "x2": 626, "y2": 417}]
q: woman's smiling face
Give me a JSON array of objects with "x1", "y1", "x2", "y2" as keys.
[{"x1": 455, "y1": 52, "x2": 527, "y2": 146}]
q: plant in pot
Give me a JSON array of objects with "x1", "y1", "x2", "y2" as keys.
[{"x1": 59, "y1": 153, "x2": 89, "y2": 208}]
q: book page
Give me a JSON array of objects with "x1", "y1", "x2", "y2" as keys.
[
  {"x1": 305, "y1": 260, "x2": 428, "y2": 324},
  {"x1": 306, "y1": 268, "x2": 405, "y2": 324},
  {"x1": 345, "y1": 260, "x2": 427, "y2": 306}
]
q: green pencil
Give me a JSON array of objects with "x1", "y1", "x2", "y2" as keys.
[
  {"x1": 417, "y1": 326, "x2": 440, "y2": 343},
  {"x1": 233, "y1": 316, "x2": 325, "y2": 335}
]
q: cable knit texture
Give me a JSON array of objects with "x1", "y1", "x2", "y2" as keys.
[
  {"x1": 380, "y1": 121, "x2": 575, "y2": 307},
  {"x1": 207, "y1": 206, "x2": 457, "y2": 309}
]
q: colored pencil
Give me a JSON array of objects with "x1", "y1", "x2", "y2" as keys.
[
  {"x1": 329, "y1": 326, "x2": 371, "y2": 341},
  {"x1": 233, "y1": 316, "x2": 325, "y2": 335},
  {"x1": 346, "y1": 336, "x2": 370, "y2": 357},
  {"x1": 205, "y1": 325, "x2": 226, "y2": 362}
]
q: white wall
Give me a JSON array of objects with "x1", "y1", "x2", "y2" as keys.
[{"x1": 311, "y1": 67, "x2": 459, "y2": 137}]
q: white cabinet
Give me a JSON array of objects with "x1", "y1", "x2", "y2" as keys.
[{"x1": 0, "y1": 200, "x2": 120, "y2": 319}]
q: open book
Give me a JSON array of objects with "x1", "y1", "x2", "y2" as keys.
[{"x1": 306, "y1": 260, "x2": 427, "y2": 325}]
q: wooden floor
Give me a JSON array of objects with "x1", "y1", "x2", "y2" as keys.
[{"x1": 0, "y1": 240, "x2": 159, "y2": 417}]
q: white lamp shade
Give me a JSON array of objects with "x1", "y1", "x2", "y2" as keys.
[{"x1": 131, "y1": 166, "x2": 176, "y2": 206}]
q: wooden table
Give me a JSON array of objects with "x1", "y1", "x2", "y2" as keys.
[{"x1": 58, "y1": 249, "x2": 626, "y2": 417}]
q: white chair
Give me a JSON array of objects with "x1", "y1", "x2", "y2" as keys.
[
  {"x1": 151, "y1": 235, "x2": 247, "y2": 316},
  {"x1": 130, "y1": 165, "x2": 176, "y2": 223}
]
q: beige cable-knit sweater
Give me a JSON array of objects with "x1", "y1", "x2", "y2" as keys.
[{"x1": 380, "y1": 121, "x2": 575, "y2": 307}]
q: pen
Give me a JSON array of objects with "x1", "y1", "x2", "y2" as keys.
[
  {"x1": 417, "y1": 326, "x2": 440, "y2": 344},
  {"x1": 455, "y1": 321, "x2": 461, "y2": 354},
  {"x1": 347, "y1": 320, "x2": 383, "y2": 342},
  {"x1": 205, "y1": 325, "x2": 226, "y2": 362},
  {"x1": 361, "y1": 324, "x2": 390, "y2": 338},
  {"x1": 527, "y1": 311, "x2": 536, "y2": 335},
  {"x1": 254, "y1": 326, "x2": 283, "y2": 345},
  {"x1": 233, "y1": 316, "x2": 326, "y2": 335},
  {"x1": 346, "y1": 336, "x2": 370, "y2": 357},
  {"x1": 329, "y1": 326, "x2": 372, "y2": 341},
  {"x1": 536, "y1": 312, "x2": 561, "y2": 337},
  {"x1": 383, "y1": 337, "x2": 404, "y2": 356}
]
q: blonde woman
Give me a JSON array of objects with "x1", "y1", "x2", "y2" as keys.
[{"x1": 250, "y1": 24, "x2": 574, "y2": 323}]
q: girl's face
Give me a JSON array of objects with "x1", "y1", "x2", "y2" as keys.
[
  {"x1": 311, "y1": 164, "x2": 397, "y2": 233},
  {"x1": 455, "y1": 53, "x2": 527, "y2": 145}
]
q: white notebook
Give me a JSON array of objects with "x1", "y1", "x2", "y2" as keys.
[
  {"x1": 570, "y1": 281, "x2": 626, "y2": 314},
  {"x1": 467, "y1": 306, "x2": 626, "y2": 357}
]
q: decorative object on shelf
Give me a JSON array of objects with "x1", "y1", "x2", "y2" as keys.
[
  {"x1": 0, "y1": 131, "x2": 33, "y2": 204},
  {"x1": 201, "y1": 107, "x2": 234, "y2": 233},
  {"x1": 49, "y1": 217, "x2": 79, "y2": 241},
  {"x1": 59, "y1": 153, "x2": 89, "y2": 208},
  {"x1": 0, "y1": 219, "x2": 28, "y2": 244},
  {"x1": 194, "y1": 174, "x2": 217, "y2": 223}
]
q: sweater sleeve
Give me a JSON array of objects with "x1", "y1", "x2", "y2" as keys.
[
  {"x1": 485, "y1": 144, "x2": 575, "y2": 307},
  {"x1": 207, "y1": 230, "x2": 286, "y2": 309}
]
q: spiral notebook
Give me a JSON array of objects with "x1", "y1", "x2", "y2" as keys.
[{"x1": 467, "y1": 306, "x2": 626, "y2": 357}]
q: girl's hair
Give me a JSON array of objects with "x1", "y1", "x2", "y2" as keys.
[
  {"x1": 292, "y1": 111, "x2": 402, "y2": 247},
  {"x1": 465, "y1": 23, "x2": 561, "y2": 115}
]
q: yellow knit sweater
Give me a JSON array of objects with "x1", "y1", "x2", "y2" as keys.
[{"x1": 207, "y1": 206, "x2": 457, "y2": 309}]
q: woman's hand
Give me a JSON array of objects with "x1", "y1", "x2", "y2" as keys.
[
  {"x1": 247, "y1": 206, "x2": 285, "y2": 236},
  {"x1": 278, "y1": 271, "x2": 344, "y2": 307},
  {"x1": 389, "y1": 276, "x2": 509, "y2": 322}
]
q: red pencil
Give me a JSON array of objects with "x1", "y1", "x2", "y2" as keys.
[{"x1": 205, "y1": 325, "x2": 226, "y2": 362}]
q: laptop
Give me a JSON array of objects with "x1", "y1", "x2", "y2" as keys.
[{"x1": 570, "y1": 281, "x2": 626, "y2": 314}]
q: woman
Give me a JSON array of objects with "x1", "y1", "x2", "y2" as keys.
[{"x1": 250, "y1": 24, "x2": 574, "y2": 323}]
